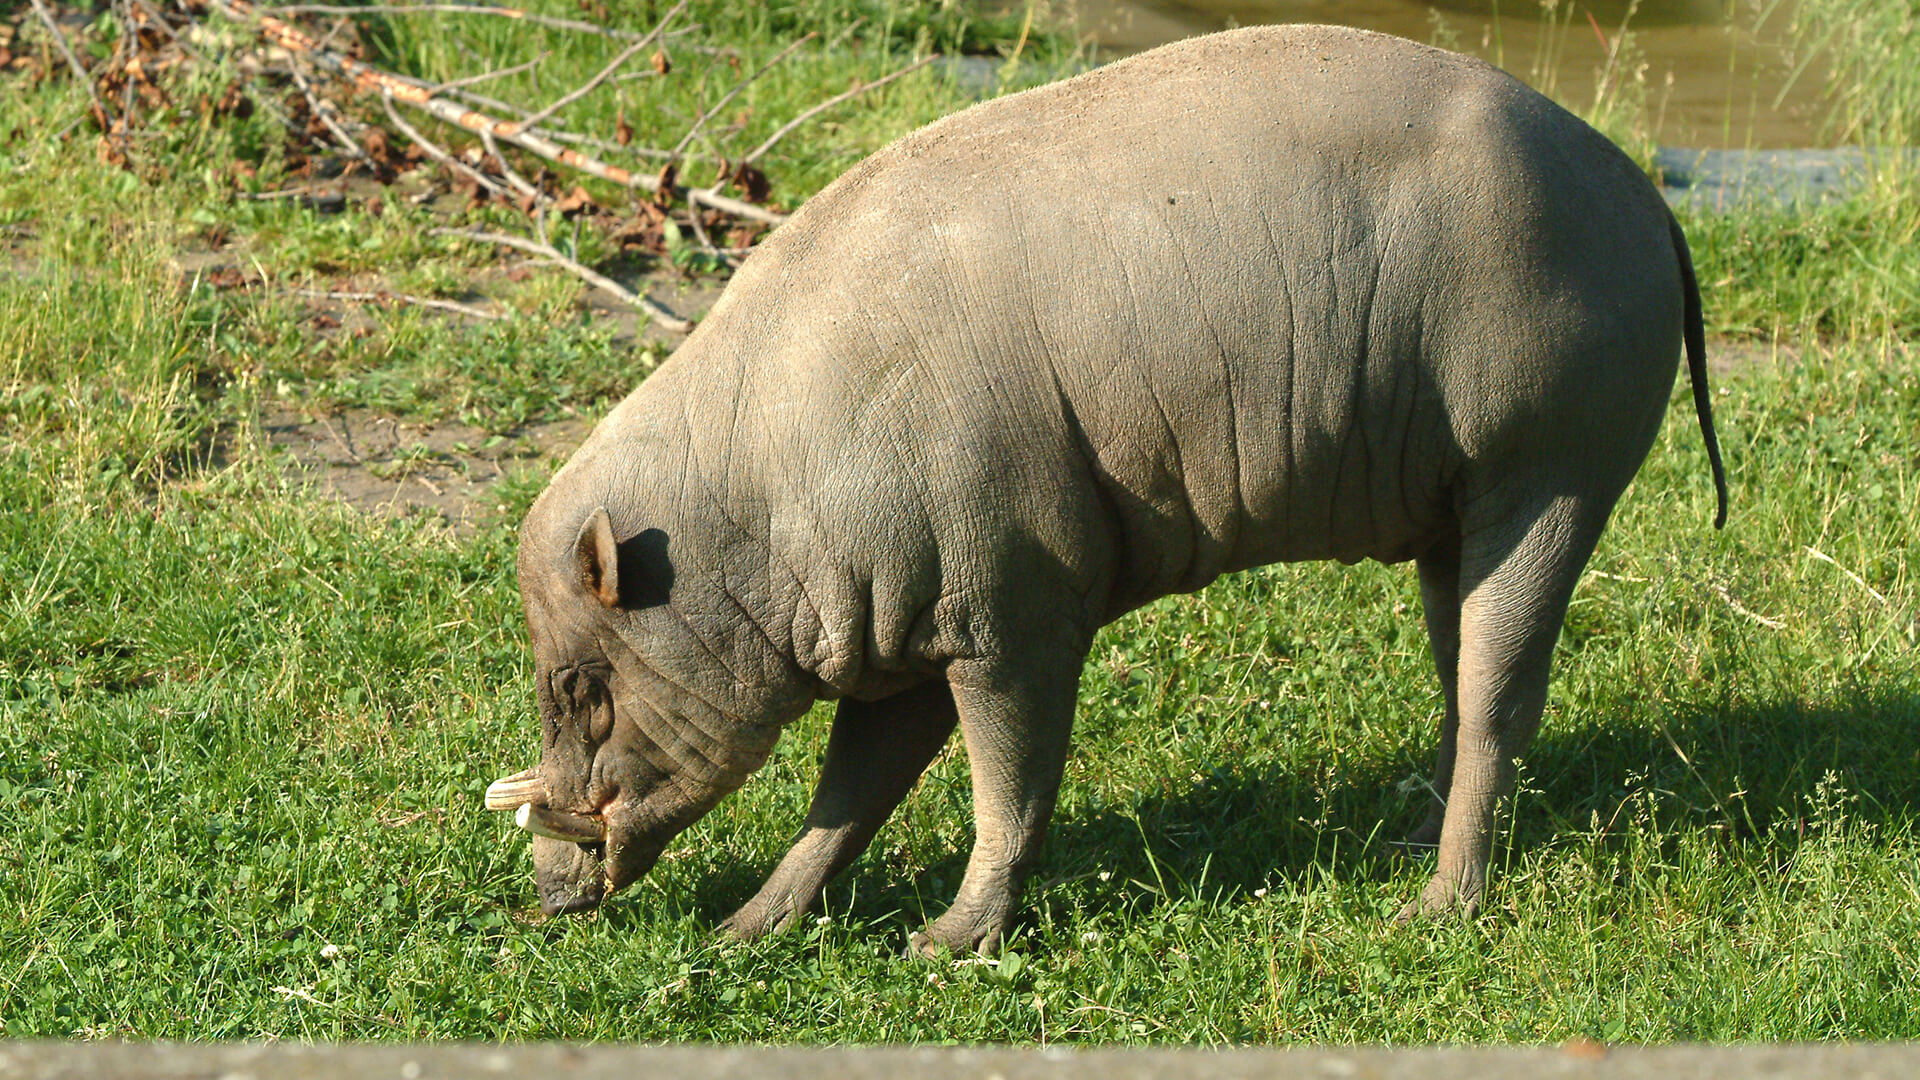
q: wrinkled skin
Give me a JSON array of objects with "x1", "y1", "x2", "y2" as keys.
[{"x1": 512, "y1": 25, "x2": 1727, "y2": 952}]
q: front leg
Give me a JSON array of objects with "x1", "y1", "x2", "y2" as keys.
[
  {"x1": 721, "y1": 679, "x2": 957, "y2": 939},
  {"x1": 909, "y1": 652, "x2": 1084, "y2": 957}
]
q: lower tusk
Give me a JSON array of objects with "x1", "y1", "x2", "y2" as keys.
[
  {"x1": 515, "y1": 803, "x2": 605, "y2": 844},
  {"x1": 485, "y1": 768, "x2": 546, "y2": 811}
]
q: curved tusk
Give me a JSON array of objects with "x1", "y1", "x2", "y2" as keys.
[
  {"x1": 515, "y1": 803, "x2": 606, "y2": 844},
  {"x1": 485, "y1": 768, "x2": 546, "y2": 811}
]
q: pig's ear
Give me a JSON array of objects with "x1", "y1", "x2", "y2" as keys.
[{"x1": 574, "y1": 506, "x2": 620, "y2": 608}]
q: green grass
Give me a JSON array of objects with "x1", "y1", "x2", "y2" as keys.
[{"x1": 4, "y1": 0, "x2": 1920, "y2": 1046}]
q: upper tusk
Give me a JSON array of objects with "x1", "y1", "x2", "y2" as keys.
[
  {"x1": 485, "y1": 768, "x2": 547, "y2": 811},
  {"x1": 515, "y1": 802, "x2": 606, "y2": 844}
]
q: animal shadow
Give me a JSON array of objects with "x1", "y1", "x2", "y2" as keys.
[{"x1": 648, "y1": 687, "x2": 1920, "y2": 942}]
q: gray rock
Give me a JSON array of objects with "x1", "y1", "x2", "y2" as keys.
[{"x1": 1655, "y1": 147, "x2": 1911, "y2": 211}]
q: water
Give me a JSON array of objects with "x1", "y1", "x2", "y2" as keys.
[{"x1": 1067, "y1": 0, "x2": 1828, "y2": 147}]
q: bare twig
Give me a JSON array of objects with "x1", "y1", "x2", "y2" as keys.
[
  {"x1": 294, "y1": 287, "x2": 508, "y2": 321},
  {"x1": 671, "y1": 31, "x2": 815, "y2": 158},
  {"x1": 511, "y1": 0, "x2": 685, "y2": 133},
  {"x1": 275, "y1": 3, "x2": 658, "y2": 40},
  {"x1": 238, "y1": 185, "x2": 326, "y2": 200},
  {"x1": 1710, "y1": 581, "x2": 1787, "y2": 631},
  {"x1": 1805, "y1": 546, "x2": 1891, "y2": 606},
  {"x1": 379, "y1": 90, "x2": 508, "y2": 199},
  {"x1": 682, "y1": 208, "x2": 734, "y2": 270},
  {"x1": 744, "y1": 54, "x2": 939, "y2": 165},
  {"x1": 539, "y1": 129, "x2": 686, "y2": 163},
  {"x1": 480, "y1": 129, "x2": 542, "y2": 203},
  {"x1": 315, "y1": 413, "x2": 362, "y2": 462},
  {"x1": 314, "y1": 12, "x2": 356, "y2": 53},
  {"x1": 434, "y1": 227, "x2": 692, "y2": 333},
  {"x1": 290, "y1": 63, "x2": 371, "y2": 161},
  {"x1": 684, "y1": 183, "x2": 781, "y2": 225},
  {"x1": 443, "y1": 84, "x2": 533, "y2": 122},
  {"x1": 428, "y1": 52, "x2": 546, "y2": 95},
  {"x1": 29, "y1": 0, "x2": 112, "y2": 130}
]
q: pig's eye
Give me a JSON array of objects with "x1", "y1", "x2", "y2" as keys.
[
  {"x1": 587, "y1": 686, "x2": 614, "y2": 744},
  {"x1": 556, "y1": 667, "x2": 614, "y2": 743},
  {"x1": 562, "y1": 670, "x2": 591, "y2": 709}
]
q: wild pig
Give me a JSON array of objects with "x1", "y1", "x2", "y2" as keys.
[{"x1": 489, "y1": 24, "x2": 1727, "y2": 954}]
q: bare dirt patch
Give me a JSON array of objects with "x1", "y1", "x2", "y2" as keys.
[
  {"x1": 261, "y1": 406, "x2": 592, "y2": 534},
  {"x1": 1708, "y1": 337, "x2": 1798, "y2": 378}
]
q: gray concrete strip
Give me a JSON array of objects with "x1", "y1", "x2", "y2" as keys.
[{"x1": 1, "y1": 1042, "x2": 1918, "y2": 1080}]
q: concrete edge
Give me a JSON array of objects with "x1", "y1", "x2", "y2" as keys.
[{"x1": 3, "y1": 1042, "x2": 1918, "y2": 1080}]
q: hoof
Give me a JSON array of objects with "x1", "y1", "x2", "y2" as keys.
[
  {"x1": 718, "y1": 900, "x2": 801, "y2": 942},
  {"x1": 904, "y1": 930, "x2": 942, "y2": 960},
  {"x1": 1393, "y1": 876, "x2": 1482, "y2": 925},
  {"x1": 906, "y1": 915, "x2": 1006, "y2": 959}
]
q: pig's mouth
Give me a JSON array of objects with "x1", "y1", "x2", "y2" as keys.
[
  {"x1": 486, "y1": 768, "x2": 608, "y2": 839},
  {"x1": 487, "y1": 768, "x2": 648, "y2": 914}
]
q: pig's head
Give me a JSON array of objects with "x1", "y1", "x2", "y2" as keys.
[{"x1": 496, "y1": 495, "x2": 797, "y2": 915}]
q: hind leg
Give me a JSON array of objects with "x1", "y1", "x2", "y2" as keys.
[
  {"x1": 1403, "y1": 492, "x2": 1612, "y2": 919},
  {"x1": 1405, "y1": 532, "x2": 1462, "y2": 850}
]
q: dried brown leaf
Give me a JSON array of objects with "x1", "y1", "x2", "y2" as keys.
[
  {"x1": 554, "y1": 184, "x2": 597, "y2": 218},
  {"x1": 728, "y1": 161, "x2": 770, "y2": 204}
]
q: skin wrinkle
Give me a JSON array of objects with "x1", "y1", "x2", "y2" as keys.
[
  {"x1": 1138, "y1": 185, "x2": 1207, "y2": 582},
  {"x1": 1392, "y1": 233, "x2": 1432, "y2": 540},
  {"x1": 1195, "y1": 174, "x2": 1251, "y2": 555},
  {"x1": 613, "y1": 664, "x2": 733, "y2": 783},
  {"x1": 1255, "y1": 200, "x2": 1299, "y2": 556},
  {"x1": 654, "y1": 370, "x2": 818, "y2": 696},
  {"x1": 1321, "y1": 206, "x2": 1372, "y2": 557},
  {"x1": 773, "y1": 334, "x2": 871, "y2": 689},
  {"x1": 848, "y1": 256, "x2": 948, "y2": 672},
  {"x1": 605, "y1": 614, "x2": 762, "y2": 760},
  {"x1": 867, "y1": 413, "x2": 943, "y2": 669},
  {"x1": 1347, "y1": 208, "x2": 1382, "y2": 553}
]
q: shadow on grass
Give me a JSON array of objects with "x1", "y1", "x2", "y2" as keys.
[{"x1": 621, "y1": 687, "x2": 1920, "y2": 941}]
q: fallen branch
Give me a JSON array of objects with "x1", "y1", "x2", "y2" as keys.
[
  {"x1": 434, "y1": 227, "x2": 692, "y2": 333},
  {"x1": 29, "y1": 0, "x2": 112, "y2": 131},
  {"x1": 744, "y1": 54, "x2": 939, "y2": 166},
  {"x1": 293, "y1": 287, "x2": 509, "y2": 320},
  {"x1": 480, "y1": 129, "x2": 542, "y2": 203},
  {"x1": 379, "y1": 89, "x2": 508, "y2": 199},
  {"x1": 211, "y1": 0, "x2": 788, "y2": 225},
  {"x1": 131, "y1": 0, "x2": 209, "y2": 64}
]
